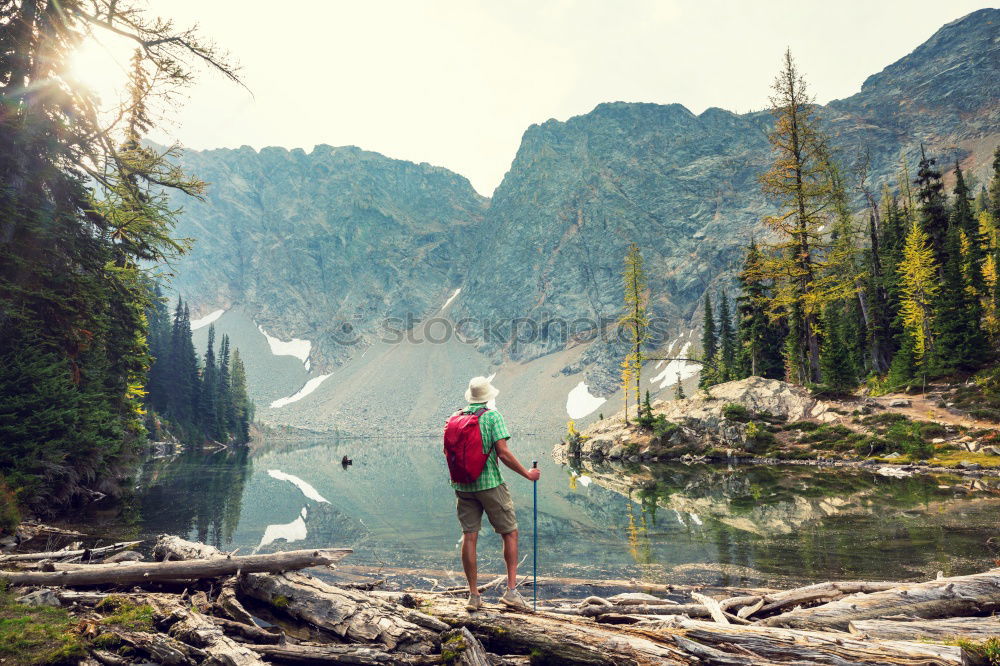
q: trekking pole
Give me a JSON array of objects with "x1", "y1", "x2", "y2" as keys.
[{"x1": 531, "y1": 460, "x2": 538, "y2": 611}]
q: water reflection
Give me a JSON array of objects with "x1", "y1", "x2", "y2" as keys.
[{"x1": 132, "y1": 437, "x2": 1000, "y2": 587}]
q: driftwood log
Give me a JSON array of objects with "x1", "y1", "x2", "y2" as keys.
[
  {"x1": 432, "y1": 600, "x2": 691, "y2": 665},
  {"x1": 154, "y1": 534, "x2": 227, "y2": 561},
  {"x1": 0, "y1": 548, "x2": 351, "y2": 586},
  {"x1": 167, "y1": 607, "x2": 267, "y2": 665},
  {"x1": 849, "y1": 615, "x2": 1000, "y2": 641},
  {"x1": 759, "y1": 570, "x2": 1000, "y2": 630},
  {"x1": 641, "y1": 617, "x2": 966, "y2": 665},
  {"x1": 243, "y1": 642, "x2": 436, "y2": 665},
  {"x1": 239, "y1": 572, "x2": 445, "y2": 653},
  {"x1": 440, "y1": 627, "x2": 491, "y2": 666},
  {"x1": 0, "y1": 540, "x2": 142, "y2": 563}
]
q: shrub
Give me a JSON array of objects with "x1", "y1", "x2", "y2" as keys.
[
  {"x1": 650, "y1": 414, "x2": 679, "y2": 441},
  {"x1": 783, "y1": 420, "x2": 821, "y2": 432},
  {"x1": 858, "y1": 412, "x2": 911, "y2": 429},
  {"x1": 722, "y1": 403, "x2": 751, "y2": 422},
  {"x1": 886, "y1": 421, "x2": 934, "y2": 459},
  {"x1": 744, "y1": 421, "x2": 776, "y2": 454},
  {"x1": 917, "y1": 422, "x2": 948, "y2": 440}
]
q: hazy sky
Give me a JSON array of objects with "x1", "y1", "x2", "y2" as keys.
[{"x1": 75, "y1": 1, "x2": 992, "y2": 195}]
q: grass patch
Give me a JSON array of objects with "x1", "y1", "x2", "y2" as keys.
[
  {"x1": 925, "y1": 451, "x2": 1000, "y2": 469},
  {"x1": 0, "y1": 584, "x2": 86, "y2": 665},
  {"x1": 95, "y1": 595, "x2": 155, "y2": 632},
  {"x1": 953, "y1": 637, "x2": 1000, "y2": 665}
]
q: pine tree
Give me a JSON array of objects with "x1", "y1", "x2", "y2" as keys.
[
  {"x1": 718, "y1": 292, "x2": 735, "y2": 381},
  {"x1": 230, "y1": 349, "x2": 252, "y2": 444},
  {"x1": 620, "y1": 243, "x2": 649, "y2": 410},
  {"x1": 932, "y1": 225, "x2": 983, "y2": 374},
  {"x1": 735, "y1": 240, "x2": 785, "y2": 379},
  {"x1": 674, "y1": 373, "x2": 686, "y2": 400},
  {"x1": 951, "y1": 163, "x2": 984, "y2": 295},
  {"x1": 758, "y1": 49, "x2": 840, "y2": 384},
  {"x1": 819, "y1": 301, "x2": 856, "y2": 393},
  {"x1": 200, "y1": 325, "x2": 219, "y2": 441},
  {"x1": 216, "y1": 334, "x2": 233, "y2": 439},
  {"x1": 699, "y1": 293, "x2": 717, "y2": 388},
  {"x1": 914, "y1": 147, "x2": 950, "y2": 265},
  {"x1": 989, "y1": 146, "x2": 1000, "y2": 224}
]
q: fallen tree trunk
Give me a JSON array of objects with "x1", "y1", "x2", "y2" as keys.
[
  {"x1": 0, "y1": 541, "x2": 142, "y2": 564},
  {"x1": 849, "y1": 615, "x2": 1000, "y2": 641},
  {"x1": 243, "y1": 643, "x2": 435, "y2": 665},
  {"x1": 432, "y1": 599, "x2": 692, "y2": 665},
  {"x1": 239, "y1": 572, "x2": 444, "y2": 653},
  {"x1": 206, "y1": 615, "x2": 282, "y2": 644},
  {"x1": 0, "y1": 548, "x2": 351, "y2": 586},
  {"x1": 754, "y1": 580, "x2": 901, "y2": 616},
  {"x1": 759, "y1": 570, "x2": 1000, "y2": 630},
  {"x1": 580, "y1": 602, "x2": 711, "y2": 618},
  {"x1": 440, "y1": 627, "x2": 491, "y2": 666},
  {"x1": 641, "y1": 617, "x2": 965, "y2": 665}
]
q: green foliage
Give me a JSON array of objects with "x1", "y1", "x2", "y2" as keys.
[
  {"x1": 955, "y1": 637, "x2": 1000, "y2": 666},
  {"x1": 735, "y1": 240, "x2": 786, "y2": 380},
  {"x1": 96, "y1": 596, "x2": 155, "y2": 632},
  {"x1": 744, "y1": 421, "x2": 777, "y2": 454},
  {"x1": 722, "y1": 403, "x2": 752, "y2": 422},
  {"x1": 699, "y1": 293, "x2": 718, "y2": 388},
  {"x1": 650, "y1": 415, "x2": 679, "y2": 440},
  {"x1": 0, "y1": 585, "x2": 85, "y2": 665}
]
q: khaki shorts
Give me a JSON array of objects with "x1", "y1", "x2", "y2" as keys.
[{"x1": 455, "y1": 483, "x2": 518, "y2": 534}]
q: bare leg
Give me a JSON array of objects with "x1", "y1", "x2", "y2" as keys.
[
  {"x1": 461, "y1": 531, "x2": 479, "y2": 593},
  {"x1": 501, "y1": 529, "x2": 519, "y2": 588}
]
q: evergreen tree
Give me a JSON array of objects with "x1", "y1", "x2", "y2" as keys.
[
  {"x1": 717, "y1": 292, "x2": 736, "y2": 381},
  {"x1": 819, "y1": 301, "x2": 856, "y2": 393},
  {"x1": 951, "y1": 163, "x2": 984, "y2": 295},
  {"x1": 230, "y1": 350, "x2": 252, "y2": 444},
  {"x1": 674, "y1": 373, "x2": 686, "y2": 400},
  {"x1": 199, "y1": 325, "x2": 219, "y2": 441},
  {"x1": 989, "y1": 146, "x2": 1000, "y2": 224},
  {"x1": 914, "y1": 147, "x2": 950, "y2": 265},
  {"x1": 699, "y1": 293, "x2": 717, "y2": 388},
  {"x1": 932, "y1": 225, "x2": 983, "y2": 374},
  {"x1": 217, "y1": 334, "x2": 234, "y2": 439},
  {"x1": 735, "y1": 240, "x2": 785, "y2": 379}
]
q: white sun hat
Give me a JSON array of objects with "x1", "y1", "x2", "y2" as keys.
[{"x1": 465, "y1": 376, "x2": 499, "y2": 403}]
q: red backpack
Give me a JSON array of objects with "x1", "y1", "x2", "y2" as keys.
[{"x1": 443, "y1": 407, "x2": 494, "y2": 484}]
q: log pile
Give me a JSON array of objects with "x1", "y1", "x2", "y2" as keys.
[{"x1": 3, "y1": 534, "x2": 999, "y2": 665}]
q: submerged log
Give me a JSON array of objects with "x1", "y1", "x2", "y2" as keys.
[
  {"x1": 759, "y1": 570, "x2": 1000, "y2": 630},
  {"x1": 642, "y1": 617, "x2": 965, "y2": 665},
  {"x1": 432, "y1": 600, "x2": 691, "y2": 665},
  {"x1": 0, "y1": 547, "x2": 351, "y2": 586},
  {"x1": 239, "y1": 572, "x2": 444, "y2": 652},
  {"x1": 849, "y1": 615, "x2": 1000, "y2": 641},
  {"x1": 0, "y1": 540, "x2": 142, "y2": 564}
]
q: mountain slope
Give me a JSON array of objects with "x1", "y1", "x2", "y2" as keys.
[{"x1": 173, "y1": 9, "x2": 1000, "y2": 435}]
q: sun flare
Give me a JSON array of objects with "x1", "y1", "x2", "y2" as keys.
[{"x1": 65, "y1": 38, "x2": 130, "y2": 104}]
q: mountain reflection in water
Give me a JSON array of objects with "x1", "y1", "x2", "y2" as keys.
[{"x1": 132, "y1": 437, "x2": 1000, "y2": 588}]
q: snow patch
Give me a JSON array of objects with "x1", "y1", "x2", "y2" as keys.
[
  {"x1": 257, "y1": 507, "x2": 308, "y2": 551},
  {"x1": 270, "y1": 374, "x2": 332, "y2": 409},
  {"x1": 267, "y1": 469, "x2": 329, "y2": 503},
  {"x1": 190, "y1": 309, "x2": 225, "y2": 330},
  {"x1": 257, "y1": 324, "x2": 311, "y2": 366},
  {"x1": 577, "y1": 474, "x2": 592, "y2": 487},
  {"x1": 688, "y1": 512, "x2": 703, "y2": 526},
  {"x1": 649, "y1": 341, "x2": 699, "y2": 390},
  {"x1": 440, "y1": 288, "x2": 461, "y2": 311},
  {"x1": 674, "y1": 509, "x2": 686, "y2": 526},
  {"x1": 486, "y1": 372, "x2": 497, "y2": 409},
  {"x1": 566, "y1": 381, "x2": 606, "y2": 419}
]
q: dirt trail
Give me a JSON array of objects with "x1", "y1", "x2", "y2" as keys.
[{"x1": 877, "y1": 392, "x2": 997, "y2": 430}]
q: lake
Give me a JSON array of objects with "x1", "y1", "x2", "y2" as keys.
[{"x1": 131, "y1": 436, "x2": 1000, "y2": 589}]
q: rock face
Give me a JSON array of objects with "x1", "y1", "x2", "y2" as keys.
[
  {"x1": 169, "y1": 10, "x2": 999, "y2": 432},
  {"x1": 559, "y1": 377, "x2": 833, "y2": 461}
]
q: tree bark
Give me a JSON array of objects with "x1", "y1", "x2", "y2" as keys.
[
  {"x1": 0, "y1": 540, "x2": 142, "y2": 563},
  {"x1": 206, "y1": 615, "x2": 282, "y2": 644},
  {"x1": 239, "y1": 571, "x2": 444, "y2": 653},
  {"x1": 758, "y1": 570, "x2": 1000, "y2": 631},
  {"x1": 168, "y1": 607, "x2": 267, "y2": 665},
  {"x1": 754, "y1": 580, "x2": 900, "y2": 616},
  {"x1": 580, "y1": 602, "x2": 711, "y2": 618},
  {"x1": 432, "y1": 599, "x2": 691, "y2": 665},
  {"x1": 640, "y1": 617, "x2": 964, "y2": 665},
  {"x1": 243, "y1": 643, "x2": 434, "y2": 665},
  {"x1": 441, "y1": 627, "x2": 492, "y2": 666},
  {"x1": 0, "y1": 548, "x2": 351, "y2": 586},
  {"x1": 849, "y1": 615, "x2": 1000, "y2": 641},
  {"x1": 154, "y1": 534, "x2": 226, "y2": 561}
]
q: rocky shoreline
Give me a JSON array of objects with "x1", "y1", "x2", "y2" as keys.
[{"x1": 554, "y1": 376, "x2": 1000, "y2": 477}]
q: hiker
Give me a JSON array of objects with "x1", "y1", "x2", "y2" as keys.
[{"x1": 444, "y1": 376, "x2": 540, "y2": 611}]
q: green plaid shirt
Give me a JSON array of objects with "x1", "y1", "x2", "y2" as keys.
[{"x1": 451, "y1": 403, "x2": 511, "y2": 492}]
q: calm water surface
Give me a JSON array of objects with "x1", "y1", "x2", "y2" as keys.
[{"x1": 133, "y1": 436, "x2": 1000, "y2": 588}]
